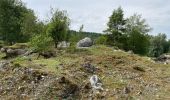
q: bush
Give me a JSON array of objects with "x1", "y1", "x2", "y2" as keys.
[
  {"x1": 66, "y1": 43, "x2": 91, "y2": 55},
  {"x1": 30, "y1": 33, "x2": 53, "y2": 53},
  {"x1": 66, "y1": 43, "x2": 77, "y2": 53},
  {"x1": 95, "y1": 36, "x2": 107, "y2": 45}
]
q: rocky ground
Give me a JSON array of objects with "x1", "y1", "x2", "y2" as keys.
[{"x1": 0, "y1": 45, "x2": 170, "y2": 100}]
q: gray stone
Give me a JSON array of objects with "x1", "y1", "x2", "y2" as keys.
[
  {"x1": 156, "y1": 54, "x2": 170, "y2": 64},
  {"x1": 127, "y1": 50, "x2": 133, "y2": 54},
  {"x1": 90, "y1": 75, "x2": 103, "y2": 90},
  {"x1": 7, "y1": 49, "x2": 15, "y2": 54},
  {"x1": 15, "y1": 49, "x2": 27, "y2": 55},
  {"x1": 57, "y1": 41, "x2": 70, "y2": 48},
  {"x1": 5, "y1": 49, "x2": 27, "y2": 58},
  {"x1": 77, "y1": 37, "x2": 93, "y2": 47},
  {"x1": 0, "y1": 48, "x2": 6, "y2": 52},
  {"x1": 82, "y1": 63, "x2": 96, "y2": 73}
]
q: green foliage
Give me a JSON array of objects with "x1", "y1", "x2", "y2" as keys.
[
  {"x1": 67, "y1": 30, "x2": 101, "y2": 44},
  {"x1": 69, "y1": 33, "x2": 80, "y2": 43},
  {"x1": 125, "y1": 14, "x2": 152, "y2": 34},
  {"x1": 79, "y1": 24, "x2": 84, "y2": 33},
  {"x1": 0, "y1": 0, "x2": 31, "y2": 44},
  {"x1": 95, "y1": 35, "x2": 107, "y2": 45},
  {"x1": 78, "y1": 24, "x2": 85, "y2": 39},
  {"x1": 105, "y1": 7, "x2": 126, "y2": 46},
  {"x1": 149, "y1": 33, "x2": 169, "y2": 57},
  {"x1": 47, "y1": 9, "x2": 70, "y2": 47},
  {"x1": 66, "y1": 43, "x2": 77, "y2": 53},
  {"x1": 30, "y1": 33, "x2": 53, "y2": 53},
  {"x1": 0, "y1": 0, "x2": 43, "y2": 44},
  {"x1": 127, "y1": 29, "x2": 150, "y2": 55},
  {"x1": 66, "y1": 43, "x2": 91, "y2": 54},
  {"x1": 123, "y1": 14, "x2": 152, "y2": 55},
  {"x1": 0, "y1": 0, "x2": 23, "y2": 43},
  {"x1": 20, "y1": 9, "x2": 38, "y2": 42}
]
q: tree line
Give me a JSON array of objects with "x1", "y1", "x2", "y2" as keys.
[
  {"x1": 0, "y1": 0, "x2": 170, "y2": 57},
  {"x1": 96, "y1": 7, "x2": 170, "y2": 57}
]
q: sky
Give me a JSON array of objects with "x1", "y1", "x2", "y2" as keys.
[{"x1": 22, "y1": 0, "x2": 170, "y2": 38}]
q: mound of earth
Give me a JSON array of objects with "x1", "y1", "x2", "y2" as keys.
[{"x1": 0, "y1": 45, "x2": 170, "y2": 100}]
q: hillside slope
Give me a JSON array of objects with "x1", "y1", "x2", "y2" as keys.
[{"x1": 0, "y1": 45, "x2": 170, "y2": 100}]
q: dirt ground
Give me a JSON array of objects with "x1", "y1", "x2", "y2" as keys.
[{"x1": 0, "y1": 45, "x2": 170, "y2": 100}]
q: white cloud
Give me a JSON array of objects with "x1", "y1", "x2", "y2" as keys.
[{"x1": 22, "y1": 0, "x2": 170, "y2": 38}]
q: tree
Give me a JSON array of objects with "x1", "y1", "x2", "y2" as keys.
[
  {"x1": 124, "y1": 14, "x2": 151, "y2": 55},
  {"x1": 79, "y1": 24, "x2": 84, "y2": 33},
  {"x1": 149, "y1": 33, "x2": 169, "y2": 57},
  {"x1": 20, "y1": 9, "x2": 38, "y2": 42},
  {"x1": 125, "y1": 14, "x2": 152, "y2": 34},
  {"x1": 127, "y1": 28, "x2": 150, "y2": 55},
  {"x1": 104, "y1": 7, "x2": 126, "y2": 46},
  {"x1": 78, "y1": 24, "x2": 85, "y2": 39},
  {"x1": 0, "y1": 0, "x2": 29, "y2": 44},
  {"x1": 46, "y1": 9, "x2": 70, "y2": 48}
]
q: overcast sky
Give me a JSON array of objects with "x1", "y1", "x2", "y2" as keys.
[{"x1": 22, "y1": 0, "x2": 170, "y2": 38}]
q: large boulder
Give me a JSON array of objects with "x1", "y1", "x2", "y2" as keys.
[
  {"x1": 157, "y1": 54, "x2": 170, "y2": 61},
  {"x1": 156, "y1": 54, "x2": 170, "y2": 64},
  {"x1": 3, "y1": 48, "x2": 27, "y2": 58},
  {"x1": 77, "y1": 37, "x2": 93, "y2": 48}
]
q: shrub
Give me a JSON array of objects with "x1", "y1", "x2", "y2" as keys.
[
  {"x1": 30, "y1": 33, "x2": 53, "y2": 53},
  {"x1": 66, "y1": 43, "x2": 77, "y2": 53},
  {"x1": 95, "y1": 36, "x2": 107, "y2": 45}
]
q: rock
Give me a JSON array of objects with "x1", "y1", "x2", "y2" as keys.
[
  {"x1": 127, "y1": 50, "x2": 133, "y2": 54},
  {"x1": 57, "y1": 41, "x2": 70, "y2": 48},
  {"x1": 15, "y1": 49, "x2": 27, "y2": 55},
  {"x1": 61, "y1": 83, "x2": 79, "y2": 99},
  {"x1": 0, "y1": 48, "x2": 6, "y2": 52},
  {"x1": 156, "y1": 54, "x2": 170, "y2": 64},
  {"x1": 82, "y1": 63, "x2": 96, "y2": 73},
  {"x1": 5, "y1": 49, "x2": 27, "y2": 58},
  {"x1": 1, "y1": 47, "x2": 27, "y2": 58},
  {"x1": 123, "y1": 87, "x2": 131, "y2": 94},
  {"x1": 23, "y1": 50, "x2": 34, "y2": 56},
  {"x1": 7, "y1": 48, "x2": 15, "y2": 54},
  {"x1": 77, "y1": 37, "x2": 93, "y2": 47},
  {"x1": 157, "y1": 54, "x2": 170, "y2": 61},
  {"x1": 90, "y1": 75, "x2": 103, "y2": 91},
  {"x1": 39, "y1": 51, "x2": 56, "y2": 58}
]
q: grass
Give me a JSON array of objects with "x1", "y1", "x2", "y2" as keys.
[
  {"x1": 1, "y1": 45, "x2": 170, "y2": 99},
  {"x1": 0, "y1": 52, "x2": 6, "y2": 59},
  {"x1": 7, "y1": 43, "x2": 29, "y2": 49}
]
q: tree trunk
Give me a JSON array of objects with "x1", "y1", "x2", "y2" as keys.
[{"x1": 55, "y1": 42, "x2": 58, "y2": 48}]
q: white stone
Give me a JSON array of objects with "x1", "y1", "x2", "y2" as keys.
[
  {"x1": 57, "y1": 41, "x2": 70, "y2": 48},
  {"x1": 90, "y1": 75, "x2": 103, "y2": 90}
]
